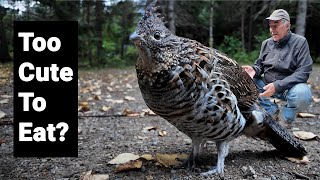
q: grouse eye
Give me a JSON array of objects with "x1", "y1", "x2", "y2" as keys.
[{"x1": 154, "y1": 32, "x2": 161, "y2": 40}]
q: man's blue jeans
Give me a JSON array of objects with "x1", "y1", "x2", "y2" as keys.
[{"x1": 254, "y1": 78, "x2": 312, "y2": 123}]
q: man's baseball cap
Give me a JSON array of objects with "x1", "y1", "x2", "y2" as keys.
[{"x1": 266, "y1": 9, "x2": 290, "y2": 22}]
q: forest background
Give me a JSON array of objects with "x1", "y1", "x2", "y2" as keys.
[{"x1": 0, "y1": 0, "x2": 319, "y2": 67}]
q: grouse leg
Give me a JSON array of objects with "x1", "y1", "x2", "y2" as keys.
[
  {"x1": 176, "y1": 137, "x2": 204, "y2": 171},
  {"x1": 201, "y1": 140, "x2": 230, "y2": 177}
]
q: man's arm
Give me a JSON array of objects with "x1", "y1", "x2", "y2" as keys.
[
  {"x1": 251, "y1": 41, "x2": 268, "y2": 78},
  {"x1": 273, "y1": 39, "x2": 313, "y2": 93}
]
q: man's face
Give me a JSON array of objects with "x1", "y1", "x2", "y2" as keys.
[{"x1": 269, "y1": 20, "x2": 289, "y2": 42}]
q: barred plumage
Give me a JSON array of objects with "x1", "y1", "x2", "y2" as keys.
[{"x1": 131, "y1": 0, "x2": 307, "y2": 177}]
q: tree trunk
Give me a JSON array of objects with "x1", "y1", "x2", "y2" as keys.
[
  {"x1": 295, "y1": 0, "x2": 307, "y2": 36},
  {"x1": 209, "y1": 0, "x2": 214, "y2": 48},
  {"x1": 0, "y1": 6, "x2": 12, "y2": 63},
  {"x1": 241, "y1": 11, "x2": 245, "y2": 51},
  {"x1": 248, "y1": 5, "x2": 253, "y2": 51},
  {"x1": 85, "y1": 1, "x2": 93, "y2": 66},
  {"x1": 95, "y1": 0, "x2": 103, "y2": 65},
  {"x1": 168, "y1": 0, "x2": 175, "y2": 34}
]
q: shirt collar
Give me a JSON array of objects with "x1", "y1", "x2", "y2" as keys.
[{"x1": 275, "y1": 31, "x2": 291, "y2": 48}]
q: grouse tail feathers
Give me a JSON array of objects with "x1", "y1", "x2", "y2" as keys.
[
  {"x1": 243, "y1": 104, "x2": 307, "y2": 157},
  {"x1": 261, "y1": 114, "x2": 307, "y2": 157}
]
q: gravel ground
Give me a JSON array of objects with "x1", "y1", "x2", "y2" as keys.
[{"x1": 0, "y1": 65, "x2": 319, "y2": 180}]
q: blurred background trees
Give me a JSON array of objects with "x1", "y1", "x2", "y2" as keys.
[{"x1": 0, "y1": 0, "x2": 319, "y2": 67}]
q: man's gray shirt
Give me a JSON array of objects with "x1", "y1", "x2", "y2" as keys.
[{"x1": 252, "y1": 32, "x2": 313, "y2": 93}]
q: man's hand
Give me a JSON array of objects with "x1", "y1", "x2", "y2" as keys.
[
  {"x1": 242, "y1": 65, "x2": 256, "y2": 78},
  {"x1": 260, "y1": 83, "x2": 276, "y2": 97}
]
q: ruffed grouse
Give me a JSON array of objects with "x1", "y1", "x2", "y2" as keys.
[{"x1": 130, "y1": 0, "x2": 307, "y2": 177}]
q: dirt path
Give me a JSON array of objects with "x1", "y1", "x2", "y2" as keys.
[{"x1": 0, "y1": 65, "x2": 319, "y2": 180}]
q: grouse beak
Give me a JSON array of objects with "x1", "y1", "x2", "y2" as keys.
[
  {"x1": 129, "y1": 32, "x2": 145, "y2": 47},
  {"x1": 130, "y1": 32, "x2": 142, "y2": 42}
]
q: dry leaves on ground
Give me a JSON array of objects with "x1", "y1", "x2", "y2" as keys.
[
  {"x1": 293, "y1": 131, "x2": 319, "y2": 140},
  {"x1": 107, "y1": 153, "x2": 140, "y2": 165},
  {"x1": 286, "y1": 156, "x2": 310, "y2": 164},
  {"x1": 108, "y1": 153, "x2": 188, "y2": 173},
  {"x1": 0, "y1": 65, "x2": 12, "y2": 86},
  {"x1": 140, "y1": 154, "x2": 155, "y2": 161},
  {"x1": 312, "y1": 96, "x2": 320, "y2": 103},
  {"x1": 105, "y1": 99, "x2": 124, "y2": 104},
  {"x1": 80, "y1": 170, "x2": 109, "y2": 180},
  {"x1": 142, "y1": 109, "x2": 156, "y2": 116},
  {"x1": 122, "y1": 109, "x2": 140, "y2": 117},
  {"x1": 158, "y1": 130, "x2": 167, "y2": 137},
  {"x1": 100, "y1": 106, "x2": 111, "y2": 112},
  {"x1": 155, "y1": 153, "x2": 188, "y2": 167},
  {"x1": 124, "y1": 96, "x2": 136, "y2": 101},
  {"x1": 142, "y1": 126, "x2": 167, "y2": 137},
  {"x1": 0, "y1": 99, "x2": 9, "y2": 104},
  {"x1": 79, "y1": 101, "x2": 90, "y2": 112},
  {"x1": 297, "y1": 113, "x2": 317, "y2": 118},
  {"x1": 115, "y1": 160, "x2": 142, "y2": 173},
  {"x1": 0, "y1": 95, "x2": 12, "y2": 98},
  {"x1": 0, "y1": 110, "x2": 6, "y2": 119},
  {"x1": 108, "y1": 153, "x2": 142, "y2": 173}
]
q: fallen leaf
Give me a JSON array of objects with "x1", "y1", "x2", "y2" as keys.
[
  {"x1": 108, "y1": 153, "x2": 140, "y2": 165},
  {"x1": 91, "y1": 174, "x2": 110, "y2": 180},
  {"x1": 143, "y1": 126, "x2": 158, "y2": 132},
  {"x1": 0, "y1": 110, "x2": 6, "y2": 119},
  {"x1": 79, "y1": 83, "x2": 100, "y2": 94},
  {"x1": 79, "y1": 102, "x2": 90, "y2": 112},
  {"x1": 0, "y1": 99, "x2": 9, "y2": 104},
  {"x1": 92, "y1": 91, "x2": 101, "y2": 95},
  {"x1": 94, "y1": 95, "x2": 102, "y2": 100},
  {"x1": 107, "y1": 87, "x2": 113, "y2": 91},
  {"x1": 0, "y1": 95, "x2": 12, "y2": 98},
  {"x1": 139, "y1": 112, "x2": 146, "y2": 118},
  {"x1": 101, "y1": 106, "x2": 111, "y2": 112},
  {"x1": 298, "y1": 113, "x2": 317, "y2": 118},
  {"x1": 146, "y1": 175, "x2": 153, "y2": 180},
  {"x1": 80, "y1": 170, "x2": 109, "y2": 180},
  {"x1": 286, "y1": 156, "x2": 310, "y2": 164},
  {"x1": 140, "y1": 154, "x2": 155, "y2": 161},
  {"x1": 142, "y1": 109, "x2": 157, "y2": 116},
  {"x1": 105, "y1": 99, "x2": 124, "y2": 104},
  {"x1": 80, "y1": 101, "x2": 89, "y2": 106},
  {"x1": 106, "y1": 94, "x2": 112, "y2": 98},
  {"x1": 312, "y1": 96, "x2": 320, "y2": 103},
  {"x1": 293, "y1": 131, "x2": 318, "y2": 140},
  {"x1": 122, "y1": 109, "x2": 140, "y2": 117},
  {"x1": 115, "y1": 160, "x2": 142, "y2": 173},
  {"x1": 137, "y1": 136, "x2": 148, "y2": 140},
  {"x1": 158, "y1": 130, "x2": 167, "y2": 137},
  {"x1": 155, "y1": 153, "x2": 189, "y2": 167},
  {"x1": 124, "y1": 96, "x2": 136, "y2": 101},
  {"x1": 126, "y1": 83, "x2": 133, "y2": 89}
]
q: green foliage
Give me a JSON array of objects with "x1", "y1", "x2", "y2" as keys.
[
  {"x1": 124, "y1": 45, "x2": 139, "y2": 65},
  {"x1": 217, "y1": 36, "x2": 254, "y2": 64},
  {"x1": 217, "y1": 29, "x2": 270, "y2": 64}
]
